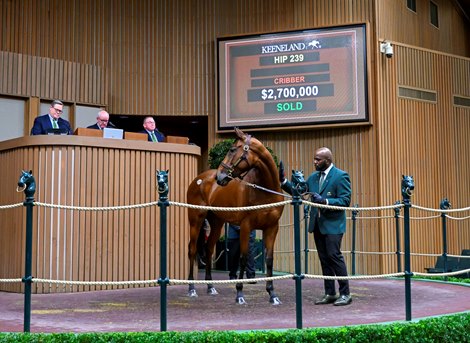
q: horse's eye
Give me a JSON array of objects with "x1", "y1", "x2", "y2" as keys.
[{"x1": 229, "y1": 147, "x2": 237, "y2": 153}]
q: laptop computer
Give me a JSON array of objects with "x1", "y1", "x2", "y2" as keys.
[
  {"x1": 103, "y1": 127, "x2": 124, "y2": 139},
  {"x1": 46, "y1": 128, "x2": 69, "y2": 135}
]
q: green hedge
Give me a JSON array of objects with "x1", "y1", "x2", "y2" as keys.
[{"x1": 1, "y1": 312, "x2": 469, "y2": 342}]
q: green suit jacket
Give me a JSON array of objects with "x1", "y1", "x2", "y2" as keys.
[{"x1": 283, "y1": 165, "x2": 351, "y2": 234}]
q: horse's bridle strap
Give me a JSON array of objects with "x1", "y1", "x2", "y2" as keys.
[{"x1": 221, "y1": 135, "x2": 252, "y2": 179}]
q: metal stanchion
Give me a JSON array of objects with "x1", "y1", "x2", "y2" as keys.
[
  {"x1": 440, "y1": 198, "x2": 451, "y2": 281},
  {"x1": 351, "y1": 205, "x2": 358, "y2": 275},
  {"x1": 17, "y1": 170, "x2": 36, "y2": 333},
  {"x1": 401, "y1": 175, "x2": 414, "y2": 321},
  {"x1": 394, "y1": 201, "x2": 402, "y2": 272},
  {"x1": 157, "y1": 170, "x2": 170, "y2": 331}
]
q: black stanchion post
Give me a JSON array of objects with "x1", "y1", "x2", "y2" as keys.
[
  {"x1": 440, "y1": 198, "x2": 451, "y2": 281},
  {"x1": 156, "y1": 170, "x2": 170, "y2": 332},
  {"x1": 291, "y1": 172, "x2": 303, "y2": 329},
  {"x1": 303, "y1": 204, "x2": 310, "y2": 274},
  {"x1": 401, "y1": 175, "x2": 414, "y2": 321},
  {"x1": 394, "y1": 201, "x2": 402, "y2": 272},
  {"x1": 224, "y1": 222, "x2": 229, "y2": 271},
  {"x1": 351, "y1": 205, "x2": 358, "y2": 275},
  {"x1": 17, "y1": 170, "x2": 36, "y2": 333}
]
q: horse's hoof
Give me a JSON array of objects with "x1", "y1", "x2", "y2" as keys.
[
  {"x1": 236, "y1": 297, "x2": 247, "y2": 305},
  {"x1": 270, "y1": 296, "x2": 282, "y2": 305},
  {"x1": 207, "y1": 287, "x2": 218, "y2": 295},
  {"x1": 188, "y1": 289, "x2": 198, "y2": 297}
]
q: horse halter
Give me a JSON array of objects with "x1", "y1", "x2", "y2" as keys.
[{"x1": 220, "y1": 135, "x2": 252, "y2": 179}]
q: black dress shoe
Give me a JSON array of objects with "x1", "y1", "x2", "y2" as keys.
[
  {"x1": 314, "y1": 294, "x2": 338, "y2": 305},
  {"x1": 333, "y1": 294, "x2": 352, "y2": 306}
]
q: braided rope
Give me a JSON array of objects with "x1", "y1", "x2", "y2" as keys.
[
  {"x1": 414, "y1": 268, "x2": 470, "y2": 277},
  {"x1": 302, "y1": 200, "x2": 403, "y2": 212},
  {"x1": 33, "y1": 201, "x2": 160, "y2": 211},
  {"x1": 445, "y1": 214, "x2": 470, "y2": 220},
  {"x1": 449, "y1": 254, "x2": 470, "y2": 259},
  {"x1": 170, "y1": 274, "x2": 293, "y2": 285},
  {"x1": 412, "y1": 204, "x2": 470, "y2": 213},
  {"x1": 0, "y1": 278, "x2": 22, "y2": 283},
  {"x1": 32, "y1": 278, "x2": 158, "y2": 286},
  {"x1": 354, "y1": 251, "x2": 396, "y2": 255},
  {"x1": 354, "y1": 215, "x2": 396, "y2": 220},
  {"x1": 169, "y1": 200, "x2": 291, "y2": 211},
  {"x1": 3, "y1": 267, "x2": 469, "y2": 286},
  {"x1": 303, "y1": 272, "x2": 406, "y2": 280},
  {"x1": 0, "y1": 203, "x2": 24, "y2": 210},
  {"x1": 408, "y1": 215, "x2": 441, "y2": 220},
  {"x1": 275, "y1": 250, "x2": 295, "y2": 254},
  {"x1": 409, "y1": 252, "x2": 441, "y2": 257}
]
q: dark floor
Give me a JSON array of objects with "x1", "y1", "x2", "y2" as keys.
[{"x1": 1, "y1": 272, "x2": 469, "y2": 333}]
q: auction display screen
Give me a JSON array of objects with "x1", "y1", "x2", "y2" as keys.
[{"x1": 217, "y1": 24, "x2": 369, "y2": 131}]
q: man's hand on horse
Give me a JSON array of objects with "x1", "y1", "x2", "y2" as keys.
[
  {"x1": 279, "y1": 161, "x2": 285, "y2": 183},
  {"x1": 312, "y1": 192, "x2": 327, "y2": 204}
]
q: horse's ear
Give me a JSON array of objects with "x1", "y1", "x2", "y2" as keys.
[
  {"x1": 234, "y1": 127, "x2": 245, "y2": 140},
  {"x1": 29, "y1": 170, "x2": 33, "y2": 174},
  {"x1": 166, "y1": 169, "x2": 169, "y2": 173}
]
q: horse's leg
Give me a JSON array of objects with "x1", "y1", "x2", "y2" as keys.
[
  {"x1": 235, "y1": 253, "x2": 248, "y2": 304},
  {"x1": 234, "y1": 228, "x2": 250, "y2": 304},
  {"x1": 187, "y1": 210, "x2": 205, "y2": 297},
  {"x1": 264, "y1": 227, "x2": 281, "y2": 305},
  {"x1": 204, "y1": 218, "x2": 224, "y2": 295}
]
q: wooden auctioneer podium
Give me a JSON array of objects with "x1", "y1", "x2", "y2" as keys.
[
  {"x1": 73, "y1": 127, "x2": 149, "y2": 141},
  {"x1": 74, "y1": 128, "x2": 190, "y2": 144},
  {"x1": 0, "y1": 131, "x2": 198, "y2": 293}
]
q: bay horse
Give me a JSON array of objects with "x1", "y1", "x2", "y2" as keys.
[{"x1": 186, "y1": 128, "x2": 285, "y2": 304}]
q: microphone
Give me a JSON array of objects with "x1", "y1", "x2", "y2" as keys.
[{"x1": 107, "y1": 121, "x2": 117, "y2": 128}]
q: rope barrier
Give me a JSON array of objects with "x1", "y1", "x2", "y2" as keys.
[
  {"x1": 414, "y1": 268, "x2": 470, "y2": 277},
  {"x1": 169, "y1": 200, "x2": 291, "y2": 211},
  {"x1": 0, "y1": 278, "x2": 22, "y2": 283},
  {"x1": 445, "y1": 214, "x2": 470, "y2": 220},
  {"x1": 302, "y1": 200, "x2": 404, "y2": 212},
  {"x1": 412, "y1": 204, "x2": 470, "y2": 213},
  {"x1": 33, "y1": 201, "x2": 160, "y2": 211},
  {"x1": 2, "y1": 267, "x2": 469, "y2": 286},
  {"x1": 0, "y1": 203, "x2": 24, "y2": 210},
  {"x1": 0, "y1": 198, "x2": 466, "y2": 216},
  {"x1": 31, "y1": 278, "x2": 159, "y2": 286}
]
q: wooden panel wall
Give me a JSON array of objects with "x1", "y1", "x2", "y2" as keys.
[
  {"x1": 377, "y1": 0, "x2": 470, "y2": 56},
  {"x1": 376, "y1": 44, "x2": 470, "y2": 273},
  {"x1": 0, "y1": 136, "x2": 200, "y2": 293},
  {"x1": 0, "y1": 51, "x2": 106, "y2": 106}
]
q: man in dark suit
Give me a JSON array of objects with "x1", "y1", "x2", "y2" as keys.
[
  {"x1": 227, "y1": 223, "x2": 257, "y2": 280},
  {"x1": 87, "y1": 110, "x2": 110, "y2": 130},
  {"x1": 280, "y1": 147, "x2": 352, "y2": 306},
  {"x1": 30, "y1": 100, "x2": 72, "y2": 135},
  {"x1": 139, "y1": 116, "x2": 165, "y2": 142}
]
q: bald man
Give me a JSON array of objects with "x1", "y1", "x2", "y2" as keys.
[
  {"x1": 280, "y1": 147, "x2": 352, "y2": 306},
  {"x1": 87, "y1": 110, "x2": 111, "y2": 130}
]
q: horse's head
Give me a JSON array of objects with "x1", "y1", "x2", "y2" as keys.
[
  {"x1": 291, "y1": 170, "x2": 308, "y2": 195},
  {"x1": 401, "y1": 175, "x2": 415, "y2": 198},
  {"x1": 17, "y1": 170, "x2": 36, "y2": 198},
  {"x1": 216, "y1": 128, "x2": 254, "y2": 186},
  {"x1": 156, "y1": 169, "x2": 169, "y2": 195}
]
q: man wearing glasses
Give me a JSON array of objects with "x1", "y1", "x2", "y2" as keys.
[
  {"x1": 87, "y1": 110, "x2": 111, "y2": 130},
  {"x1": 139, "y1": 116, "x2": 165, "y2": 142},
  {"x1": 30, "y1": 99, "x2": 72, "y2": 135}
]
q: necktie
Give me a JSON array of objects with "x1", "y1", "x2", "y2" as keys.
[
  {"x1": 52, "y1": 119, "x2": 59, "y2": 129},
  {"x1": 150, "y1": 131, "x2": 157, "y2": 142},
  {"x1": 319, "y1": 172, "x2": 326, "y2": 189}
]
